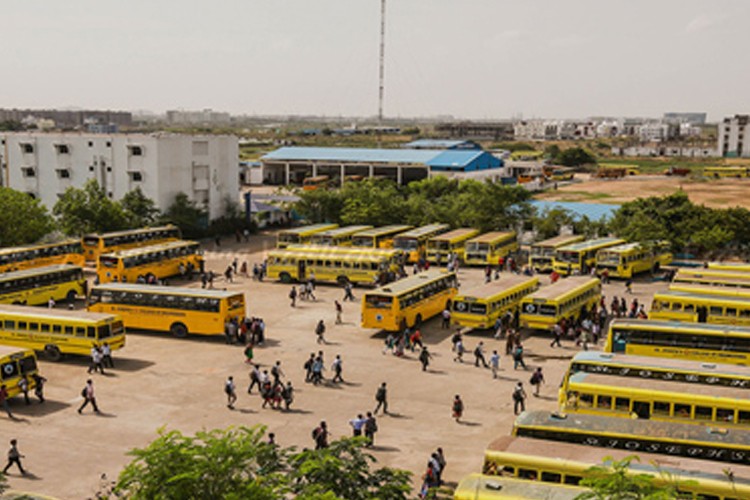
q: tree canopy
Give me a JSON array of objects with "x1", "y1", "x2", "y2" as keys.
[
  {"x1": 113, "y1": 426, "x2": 411, "y2": 500},
  {"x1": 557, "y1": 147, "x2": 597, "y2": 167},
  {"x1": 575, "y1": 456, "x2": 687, "y2": 500},
  {"x1": 53, "y1": 179, "x2": 130, "y2": 235},
  {"x1": 0, "y1": 188, "x2": 55, "y2": 246}
]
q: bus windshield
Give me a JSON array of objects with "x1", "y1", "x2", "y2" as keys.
[
  {"x1": 365, "y1": 295, "x2": 393, "y2": 308},
  {"x1": 100, "y1": 256, "x2": 118, "y2": 268},
  {"x1": 393, "y1": 238, "x2": 418, "y2": 251},
  {"x1": 598, "y1": 252, "x2": 620, "y2": 265},
  {"x1": 557, "y1": 251, "x2": 578, "y2": 263},
  {"x1": 351, "y1": 238, "x2": 372, "y2": 247},
  {"x1": 539, "y1": 304, "x2": 558, "y2": 316}
]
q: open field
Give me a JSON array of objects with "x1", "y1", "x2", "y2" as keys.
[
  {"x1": 536, "y1": 173, "x2": 750, "y2": 209},
  {"x1": 0, "y1": 235, "x2": 672, "y2": 499}
]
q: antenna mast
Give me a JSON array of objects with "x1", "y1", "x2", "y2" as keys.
[{"x1": 378, "y1": 0, "x2": 386, "y2": 147}]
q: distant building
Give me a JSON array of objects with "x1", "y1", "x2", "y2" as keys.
[
  {"x1": 0, "y1": 132, "x2": 238, "y2": 220},
  {"x1": 0, "y1": 108, "x2": 132, "y2": 129},
  {"x1": 611, "y1": 145, "x2": 718, "y2": 158},
  {"x1": 402, "y1": 139, "x2": 481, "y2": 150},
  {"x1": 637, "y1": 122, "x2": 678, "y2": 142},
  {"x1": 166, "y1": 109, "x2": 231, "y2": 125},
  {"x1": 434, "y1": 121, "x2": 514, "y2": 141},
  {"x1": 718, "y1": 115, "x2": 750, "y2": 158},
  {"x1": 663, "y1": 112, "x2": 707, "y2": 125}
]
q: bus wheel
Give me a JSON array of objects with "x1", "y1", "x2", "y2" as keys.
[
  {"x1": 652, "y1": 263, "x2": 660, "y2": 273},
  {"x1": 66, "y1": 290, "x2": 77, "y2": 303},
  {"x1": 170, "y1": 323, "x2": 188, "y2": 338},
  {"x1": 44, "y1": 345, "x2": 62, "y2": 362},
  {"x1": 279, "y1": 272, "x2": 292, "y2": 284},
  {"x1": 336, "y1": 276, "x2": 349, "y2": 286},
  {"x1": 414, "y1": 314, "x2": 423, "y2": 328}
]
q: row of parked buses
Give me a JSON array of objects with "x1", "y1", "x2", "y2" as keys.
[{"x1": 454, "y1": 263, "x2": 750, "y2": 499}]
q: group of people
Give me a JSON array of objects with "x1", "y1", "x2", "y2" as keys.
[
  {"x1": 419, "y1": 448, "x2": 447, "y2": 498},
  {"x1": 87, "y1": 343, "x2": 114, "y2": 374}
]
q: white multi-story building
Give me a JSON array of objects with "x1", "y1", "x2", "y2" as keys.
[
  {"x1": 637, "y1": 122, "x2": 678, "y2": 142},
  {"x1": 718, "y1": 115, "x2": 750, "y2": 158},
  {"x1": 0, "y1": 132, "x2": 238, "y2": 220}
]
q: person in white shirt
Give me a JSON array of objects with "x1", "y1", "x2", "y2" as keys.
[
  {"x1": 348, "y1": 413, "x2": 366, "y2": 437},
  {"x1": 225, "y1": 376, "x2": 237, "y2": 410},
  {"x1": 101, "y1": 343, "x2": 113, "y2": 369},
  {"x1": 490, "y1": 351, "x2": 500, "y2": 379},
  {"x1": 78, "y1": 379, "x2": 100, "y2": 414}
]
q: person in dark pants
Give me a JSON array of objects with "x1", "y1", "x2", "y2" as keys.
[
  {"x1": 3, "y1": 439, "x2": 25, "y2": 476},
  {"x1": 331, "y1": 355, "x2": 344, "y2": 383},
  {"x1": 313, "y1": 421, "x2": 329, "y2": 450},
  {"x1": 364, "y1": 412, "x2": 377, "y2": 447},
  {"x1": 31, "y1": 373, "x2": 47, "y2": 403},
  {"x1": 78, "y1": 379, "x2": 100, "y2": 414},
  {"x1": 419, "y1": 347, "x2": 432, "y2": 371},
  {"x1": 304, "y1": 353, "x2": 315, "y2": 383},
  {"x1": 513, "y1": 382, "x2": 527, "y2": 415},
  {"x1": 474, "y1": 341, "x2": 489, "y2": 368},
  {"x1": 373, "y1": 382, "x2": 388, "y2": 414},
  {"x1": 0, "y1": 385, "x2": 12, "y2": 419}
]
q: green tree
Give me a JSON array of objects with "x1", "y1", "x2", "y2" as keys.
[
  {"x1": 0, "y1": 471, "x2": 7, "y2": 494},
  {"x1": 340, "y1": 179, "x2": 407, "y2": 226},
  {"x1": 294, "y1": 188, "x2": 346, "y2": 224},
  {"x1": 160, "y1": 193, "x2": 208, "y2": 240},
  {"x1": 115, "y1": 426, "x2": 284, "y2": 500},
  {"x1": 575, "y1": 456, "x2": 687, "y2": 500},
  {"x1": 557, "y1": 147, "x2": 597, "y2": 167},
  {"x1": 544, "y1": 144, "x2": 562, "y2": 162},
  {"x1": 121, "y1": 188, "x2": 160, "y2": 227},
  {"x1": 53, "y1": 179, "x2": 130, "y2": 235},
  {"x1": 530, "y1": 208, "x2": 574, "y2": 240},
  {"x1": 0, "y1": 188, "x2": 54, "y2": 246}
]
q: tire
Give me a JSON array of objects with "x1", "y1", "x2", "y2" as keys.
[
  {"x1": 170, "y1": 323, "x2": 188, "y2": 338},
  {"x1": 44, "y1": 345, "x2": 62, "y2": 362},
  {"x1": 279, "y1": 272, "x2": 292, "y2": 284},
  {"x1": 414, "y1": 314, "x2": 423, "y2": 328},
  {"x1": 66, "y1": 290, "x2": 77, "y2": 303},
  {"x1": 337, "y1": 275, "x2": 349, "y2": 286}
]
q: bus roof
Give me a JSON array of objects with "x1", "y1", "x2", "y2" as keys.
[
  {"x1": 91, "y1": 283, "x2": 243, "y2": 299},
  {"x1": 654, "y1": 289, "x2": 750, "y2": 305},
  {"x1": 0, "y1": 239, "x2": 80, "y2": 256},
  {"x1": 523, "y1": 277, "x2": 599, "y2": 302},
  {"x1": 531, "y1": 234, "x2": 584, "y2": 249},
  {"x1": 100, "y1": 240, "x2": 199, "y2": 258},
  {"x1": 455, "y1": 276, "x2": 538, "y2": 301},
  {"x1": 455, "y1": 474, "x2": 586, "y2": 500},
  {"x1": 0, "y1": 264, "x2": 81, "y2": 281},
  {"x1": 466, "y1": 231, "x2": 516, "y2": 244},
  {"x1": 278, "y1": 223, "x2": 339, "y2": 236},
  {"x1": 0, "y1": 304, "x2": 116, "y2": 323},
  {"x1": 84, "y1": 225, "x2": 177, "y2": 239},
  {"x1": 268, "y1": 249, "x2": 391, "y2": 263},
  {"x1": 610, "y1": 318, "x2": 750, "y2": 335},
  {"x1": 0, "y1": 345, "x2": 35, "y2": 358},
  {"x1": 677, "y1": 268, "x2": 750, "y2": 279},
  {"x1": 277, "y1": 246, "x2": 401, "y2": 257},
  {"x1": 569, "y1": 371, "x2": 744, "y2": 398},
  {"x1": 430, "y1": 228, "x2": 480, "y2": 242},
  {"x1": 393, "y1": 224, "x2": 450, "y2": 239},
  {"x1": 557, "y1": 238, "x2": 626, "y2": 253},
  {"x1": 571, "y1": 351, "x2": 750, "y2": 378},
  {"x1": 669, "y1": 283, "x2": 750, "y2": 297},
  {"x1": 516, "y1": 410, "x2": 750, "y2": 447},
  {"x1": 350, "y1": 225, "x2": 413, "y2": 238},
  {"x1": 312, "y1": 225, "x2": 374, "y2": 238},
  {"x1": 368, "y1": 270, "x2": 454, "y2": 296},
  {"x1": 487, "y1": 436, "x2": 750, "y2": 484}
]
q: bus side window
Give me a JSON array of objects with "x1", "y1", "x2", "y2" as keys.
[
  {"x1": 596, "y1": 395, "x2": 612, "y2": 410},
  {"x1": 563, "y1": 475, "x2": 582, "y2": 485},
  {"x1": 541, "y1": 471, "x2": 562, "y2": 483},
  {"x1": 653, "y1": 401, "x2": 670, "y2": 416},
  {"x1": 674, "y1": 403, "x2": 691, "y2": 418},
  {"x1": 615, "y1": 397, "x2": 630, "y2": 412},
  {"x1": 87, "y1": 327, "x2": 96, "y2": 338},
  {"x1": 579, "y1": 394, "x2": 594, "y2": 407},
  {"x1": 518, "y1": 468, "x2": 538, "y2": 480},
  {"x1": 3, "y1": 320, "x2": 14, "y2": 329},
  {"x1": 738, "y1": 411, "x2": 750, "y2": 424},
  {"x1": 694, "y1": 406, "x2": 713, "y2": 420},
  {"x1": 40, "y1": 323, "x2": 50, "y2": 333},
  {"x1": 52, "y1": 324, "x2": 62, "y2": 333},
  {"x1": 75, "y1": 327, "x2": 85, "y2": 337},
  {"x1": 716, "y1": 408, "x2": 735, "y2": 422}
]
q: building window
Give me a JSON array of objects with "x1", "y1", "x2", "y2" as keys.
[
  {"x1": 106, "y1": 167, "x2": 112, "y2": 172},
  {"x1": 128, "y1": 171, "x2": 143, "y2": 182},
  {"x1": 106, "y1": 141, "x2": 111, "y2": 147},
  {"x1": 128, "y1": 145, "x2": 143, "y2": 156},
  {"x1": 20, "y1": 143, "x2": 34, "y2": 154},
  {"x1": 108, "y1": 192, "x2": 113, "y2": 198},
  {"x1": 88, "y1": 141, "x2": 93, "y2": 147},
  {"x1": 26, "y1": 192, "x2": 36, "y2": 199},
  {"x1": 21, "y1": 167, "x2": 36, "y2": 178},
  {"x1": 89, "y1": 166, "x2": 95, "y2": 172},
  {"x1": 55, "y1": 144, "x2": 70, "y2": 154},
  {"x1": 56, "y1": 169, "x2": 71, "y2": 179}
]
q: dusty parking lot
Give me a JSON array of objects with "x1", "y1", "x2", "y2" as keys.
[{"x1": 1, "y1": 235, "x2": 670, "y2": 499}]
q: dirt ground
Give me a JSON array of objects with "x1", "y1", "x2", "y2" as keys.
[
  {"x1": 1, "y1": 235, "x2": 671, "y2": 499},
  {"x1": 536, "y1": 174, "x2": 750, "y2": 209}
]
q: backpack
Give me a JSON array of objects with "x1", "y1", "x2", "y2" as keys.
[
  {"x1": 312, "y1": 427, "x2": 319, "y2": 439},
  {"x1": 365, "y1": 417, "x2": 377, "y2": 433},
  {"x1": 81, "y1": 387, "x2": 88, "y2": 398},
  {"x1": 376, "y1": 387, "x2": 386, "y2": 402},
  {"x1": 530, "y1": 373, "x2": 539, "y2": 385},
  {"x1": 513, "y1": 387, "x2": 524, "y2": 401}
]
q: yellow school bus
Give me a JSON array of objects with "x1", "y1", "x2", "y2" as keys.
[
  {"x1": 392, "y1": 224, "x2": 450, "y2": 263},
  {"x1": 560, "y1": 369, "x2": 750, "y2": 428},
  {"x1": 265, "y1": 247, "x2": 402, "y2": 286},
  {"x1": 453, "y1": 474, "x2": 587, "y2": 500},
  {"x1": 552, "y1": 237, "x2": 625, "y2": 276},
  {"x1": 426, "y1": 228, "x2": 480, "y2": 265},
  {"x1": 302, "y1": 175, "x2": 331, "y2": 191},
  {"x1": 669, "y1": 282, "x2": 750, "y2": 299},
  {"x1": 350, "y1": 225, "x2": 413, "y2": 249},
  {"x1": 529, "y1": 235, "x2": 584, "y2": 273},
  {"x1": 513, "y1": 410, "x2": 750, "y2": 467},
  {"x1": 451, "y1": 276, "x2": 539, "y2": 330},
  {"x1": 309, "y1": 225, "x2": 374, "y2": 246},
  {"x1": 595, "y1": 241, "x2": 673, "y2": 278},
  {"x1": 708, "y1": 262, "x2": 750, "y2": 272},
  {"x1": 88, "y1": 283, "x2": 245, "y2": 338},
  {"x1": 0, "y1": 239, "x2": 84, "y2": 273},
  {"x1": 463, "y1": 232, "x2": 519, "y2": 267},
  {"x1": 361, "y1": 270, "x2": 458, "y2": 331},
  {"x1": 0, "y1": 265, "x2": 87, "y2": 306},
  {"x1": 674, "y1": 268, "x2": 750, "y2": 288},
  {"x1": 0, "y1": 345, "x2": 40, "y2": 397},
  {"x1": 276, "y1": 223, "x2": 339, "y2": 249},
  {"x1": 704, "y1": 166, "x2": 750, "y2": 178},
  {"x1": 0, "y1": 304, "x2": 125, "y2": 361},
  {"x1": 81, "y1": 225, "x2": 181, "y2": 263},
  {"x1": 483, "y1": 436, "x2": 750, "y2": 499},
  {"x1": 649, "y1": 290, "x2": 750, "y2": 326},
  {"x1": 519, "y1": 277, "x2": 601, "y2": 330},
  {"x1": 606, "y1": 319, "x2": 750, "y2": 365},
  {"x1": 97, "y1": 241, "x2": 203, "y2": 285}
]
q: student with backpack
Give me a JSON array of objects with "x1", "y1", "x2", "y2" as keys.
[
  {"x1": 512, "y1": 343, "x2": 527, "y2": 370},
  {"x1": 530, "y1": 367, "x2": 545, "y2": 396},
  {"x1": 225, "y1": 376, "x2": 237, "y2": 410},
  {"x1": 364, "y1": 411, "x2": 378, "y2": 447},
  {"x1": 373, "y1": 382, "x2": 388, "y2": 415},
  {"x1": 452, "y1": 395, "x2": 464, "y2": 423},
  {"x1": 312, "y1": 421, "x2": 329, "y2": 449},
  {"x1": 512, "y1": 382, "x2": 527, "y2": 415}
]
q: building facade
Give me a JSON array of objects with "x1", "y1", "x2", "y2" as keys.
[
  {"x1": 718, "y1": 115, "x2": 750, "y2": 158},
  {"x1": 0, "y1": 132, "x2": 238, "y2": 220}
]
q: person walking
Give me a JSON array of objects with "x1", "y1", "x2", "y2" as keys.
[
  {"x1": 550, "y1": 323, "x2": 563, "y2": 348},
  {"x1": 512, "y1": 343, "x2": 527, "y2": 370},
  {"x1": 101, "y1": 342, "x2": 114, "y2": 368},
  {"x1": 88, "y1": 345, "x2": 105, "y2": 375},
  {"x1": 281, "y1": 381, "x2": 294, "y2": 411},
  {"x1": 441, "y1": 308, "x2": 451, "y2": 329},
  {"x1": 271, "y1": 361, "x2": 284, "y2": 386},
  {"x1": 31, "y1": 373, "x2": 46, "y2": 403},
  {"x1": 373, "y1": 382, "x2": 388, "y2": 415},
  {"x1": 248, "y1": 364, "x2": 262, "y2": 394},
  {"x1": 490, "y1": 350, "x2": 500, "y2": 379},
  {"x1": 453, "y1": 337, "x2": 465, "y2": 363},
  {"x1": 78, "y1": 379, "x2": 100, "y2": 414},
  {"x1": 0, "y1": 385, "x2": 12, "y2": 419},
  {"x1": 315, "y1": 320, "x2": 326, "y2": 344},
  {"x1": 304, "y1": 353, "x2": 315, "y2": 383},
  {"x1": 289, "y1": 286, "x2": 297, "y2": 307},
  {"x1": 435, "y1": 448, "x2": 447, "y2": 486},
  {"x1": 474, "y1": 341, "x2": 489, "y2": 368},
  {"x1": 452, "y1": 395, "x2": 464, "y2": 423},
  {"x1": 17, "y1": 375, "x2": 30, "y2": 405},
  {"x1": 331, "y1": 354, "x2": 344, "y2": 383},
  {"x1": 530, "y1": 367, "x2": 545, "y2": 397},
  {"x1": 349, "y1": 413, "x2": 366, "y2": 437},
  {"x1": 312, "y1": 421, "x2": 329, "y2": 450},
  {"x1": 410, "y1": 328, "x2": 424, "y2": 351},
  {"x1": 335, "y1": 300, "x2": 343, "y2": 324},
  {"x1": 343, "y1": 282, "x2": 355, "y2": 302},
  {"x1": 3, "y1": 439, "x2": 25, "y2": 476},
  {"x1": 512, "y1": 382, "x2": 527, "y2": 415},
  {"x1": 419, "y1": 346, "x2": 432, "y2": 371},
  {"x1": 312, "y1": 354, "x2": 324, "y2": 385},
  {"x1": 225, "y1": 376, "x2": 237, "y2": 409},
  {"x1": 364, "y1": 411, "x2": 378, "y2": 447},
  {"x1": 244, "y1": 342, "x2": 255, "y2": 364}
]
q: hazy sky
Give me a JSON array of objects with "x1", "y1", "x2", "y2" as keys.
[{"x1": 2, "y1": 0, "x2": 748, "y2": 120}]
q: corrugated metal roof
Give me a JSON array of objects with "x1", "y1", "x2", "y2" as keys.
[
  {"x1": 403, "y1": 139, "x2": 475, "y2": 149},
  {"x1": 262, "y1": 147, "x2": 440, "y2": 165},
  {"x1": 530, "y1": 200, "x2": 620, "y2": 221},
  {"x1": 427, "y1": 150, "x2": 485, "y2": 167}
]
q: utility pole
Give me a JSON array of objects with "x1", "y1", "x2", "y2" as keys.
[{"x1": 377, "y1": 0, "x2": 386, "y2": 148}]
